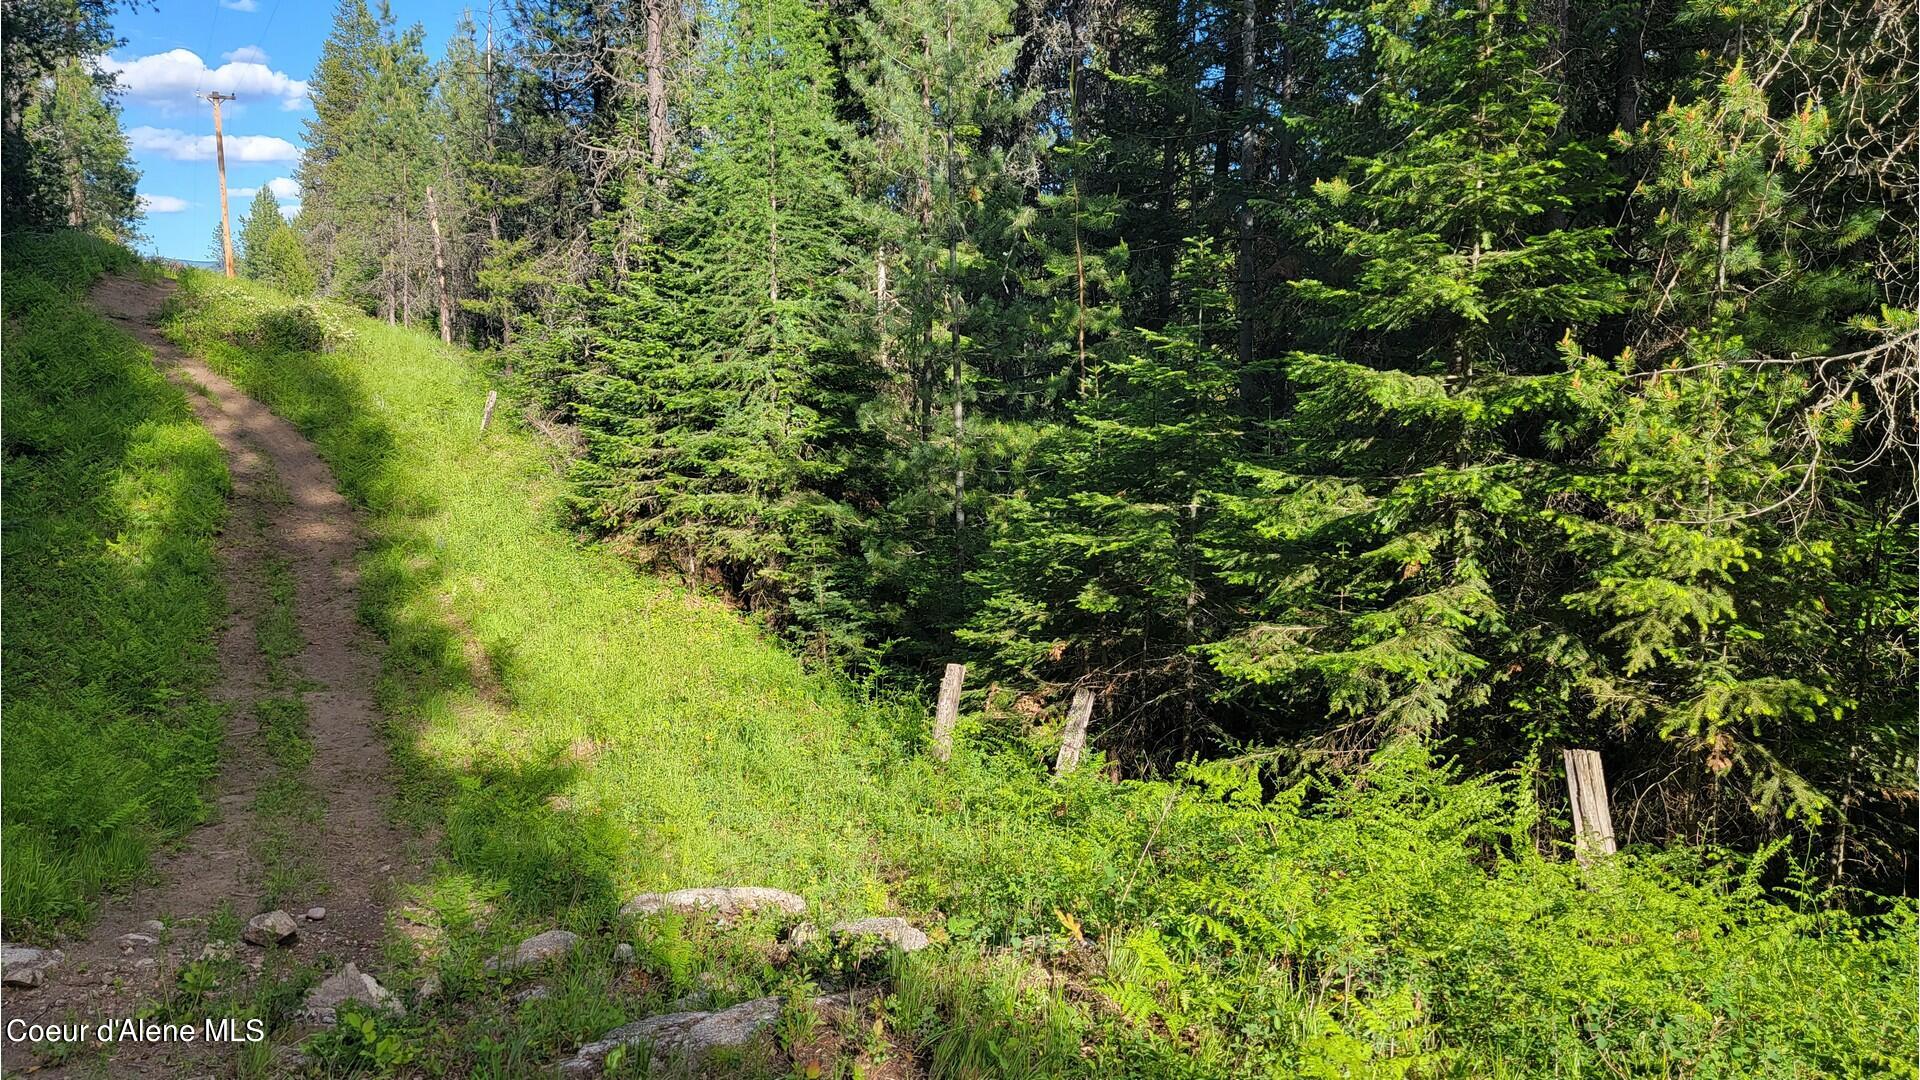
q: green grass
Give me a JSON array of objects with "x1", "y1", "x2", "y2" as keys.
[
  {"x1": 162, "y1": 269, "x2": 1916, "y2": 1078},
  {"x1": 1, "y1": 232, "x2": 229, "y2": 935}
]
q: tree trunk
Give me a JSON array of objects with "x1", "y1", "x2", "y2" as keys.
[
  {"x1": 645, "y1": 0, "x2": 671, "y2": 180},
  {"x1": 1235, "y1": 0, "x2": 1261, "y2": 374},
  {"x1": 426, "y1": 184, "x2": 453, "y2": 344}
]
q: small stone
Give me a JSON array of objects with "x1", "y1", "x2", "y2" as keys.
[
  {"x1": 785, "y1": 922, "x2": 820, "y2": 950},
  {"x1": 241, "y1": 910, "x2": 299, "y2": 947},
  {"x1": 612, "y1": 943, "x2": 635, "y2": 963},
  {"x1": 303, "y1": 963, "x2": 402, "y2": 1025},
  {"x1": 139, "y1": 920, "x2": 166, "y2": 935},
  {"x1": 198, "y1": 941, "x2": 235, "y2": 963},
  {"x1": 486, "y1": 929, "x2": 579, "y2": 973},
  {"x1": 415, "y1": 973, "x2": 442, "y2": 1003},
  {"x1": 831, "y1": 916, "x2": 930, "y2": 953},
  {"x1": 620, "y1": 887, "x2": 806, "y2": 920},
  {"x1": 1, "y1": 943, "x2": 65, "y2": 988},
  {"x1": 133, "y1": 958, "x2": 158, "y2": 970},
  {"x1": 117, "y1": 932, "x2": 159, "y2": 951},
  {"x1": 306, "y1": 907, "x2": 327, "y2": 922},
  {"x1": 510, "y1": 984, "x2": 552, "y2": 1005}
]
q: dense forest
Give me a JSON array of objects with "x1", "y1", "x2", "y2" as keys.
[
  {"x1": 265, "y1": 0, "x2": 1917, "y2": 893},
  {"x1": 3, "y1": 0, "x2": 1916, "y2": 1071}
]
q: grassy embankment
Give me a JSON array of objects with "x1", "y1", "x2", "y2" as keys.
[
  {"x1": 1, "y1": 232, "x2": 229, "y2": 934},
  {"x1": 163, "y1": 267, "x2": 1915, "y2": 1078}
]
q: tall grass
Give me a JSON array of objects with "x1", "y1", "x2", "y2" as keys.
[
  {"x1": 1, "y1": 232, "x2": 228, "y2": 934},
  {"x1": 163, "y1": 269, "x2": 1916, "y2": 1077}
]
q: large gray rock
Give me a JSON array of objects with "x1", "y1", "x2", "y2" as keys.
[
  {"x1": 557, "y1": 998, "x2": 779, "y2": 1076},
  {"x1": 1, "y1": 944, "x2": 64, "y2": 988},
  {"x1": 620, "y1": 887, "x2": 806, "y2": 920},
  {"x1": 241, "y1": 910, "x2": 299, "y2": 947},
  {"x1": 831, "y1": 916, "x2": 930, "y2": 953},
  {"x1": 486, "y1": 929, "x2": 579, "y2": 973},
  {"x1": 557, "y1": 990, "x2": 878, "y2": 1077},
  {"x1": 303, "y1": 963, "x2": 402, "y2": 1025}
]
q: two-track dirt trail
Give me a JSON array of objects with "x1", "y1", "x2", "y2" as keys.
[{"x1": 2, "y1": 276, "x2": 420, "y2": 1076}]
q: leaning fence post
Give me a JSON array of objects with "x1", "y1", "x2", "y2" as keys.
[
  {"x1": 1563, "y1": 748, "x2": 1617, "y2": 865},
  {"x1": 1054, "y1": 688, "x2": 1097, "y2": 776},
  {"x1": 480, "y1": 389, "x2": 500, "y2": 433},
  {"x1": 931, "y1": 663, "x2": 965, "y2": 762}
]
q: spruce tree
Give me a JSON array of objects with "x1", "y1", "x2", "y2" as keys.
[
  {"x1": 1207, "y1": 0, "x2": 1626, "y2": 739},
  {"x1": 565, "y1": 0, "x2": 867, "y2": 623}
]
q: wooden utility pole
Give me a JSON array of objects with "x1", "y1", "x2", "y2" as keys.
[
  {"x1": 425, "y1": 185, "x2": 453, "y2": 344},
  {"x1": 201, "y1": 93, "x2": 237, "y2": 278},
  {"x1": 1563, "y1": 749, "x2": 1618, "y2": 865},
  {"x1": 1054, "y1": 688, "x2": 1097, "y2": 775},
  {"x1": 931, "y1": 663, "x2": 965, "y2": 762}
]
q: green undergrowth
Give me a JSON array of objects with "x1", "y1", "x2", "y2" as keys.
[
  {"x1": 1, "y1": 232, "x2": 228, "y2": 935},
  {"x1": 163, "y1": 269, "x2": 1916, "y2": 1077}
]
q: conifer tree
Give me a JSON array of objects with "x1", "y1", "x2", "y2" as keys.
[
  {"x1": 20, "y1": 59, "x2": 139, "y2": 240},
  {"x1": 1207, "y1": 0, "x2": 1626, "y2": 738},
  {"x1": 565, "y1": 0, "x2": 867, "y2": 621},
  {"x1": 962, "y1": 240, "x2": 1242, "y2": 742}
]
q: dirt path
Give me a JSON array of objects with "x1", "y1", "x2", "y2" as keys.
[{"x1": 3, "y1": 276, "x2": 422, "y2": 1076}]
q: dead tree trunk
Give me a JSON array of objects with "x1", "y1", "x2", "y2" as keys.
[
  {"x1": 426, "y1": 184, "x2": 453, "y2": 345},
  {"x1": 932, "y1": 663, "x2": 965, "y2": 762},
  {"x1": 1054, "y1": 689, "x2": 1097, "y2": 775}
]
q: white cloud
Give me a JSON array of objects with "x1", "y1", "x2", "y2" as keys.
[
  {"x1": 279, "y1": 201, "x2": 301, "y2": 220},
  {"x1": 222, "y1": 46, "x2": 269, "y2": 64},
  {"x1": 137, "y1": 193, "x2": 190, "y2": 213},
  {"x1": 231, "y1": 176, "x2": 301, "y2": 200},
  {"x1": 98, "y1": 49, "x2": 309, "y2": 111},
  {"x1": 219, "y1": 0, "x2": 258, "y2": 11},
  {"x1": 130, "y1": 126, "x2": 300, "y2": 163}
]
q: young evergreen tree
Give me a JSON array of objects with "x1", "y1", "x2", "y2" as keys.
[
  {"x1": 961, "y1": 240, "x2": 1242, "y2": 749},
  {"x1": 564, "y1": 0, "x2": 868, "y2": 624}
]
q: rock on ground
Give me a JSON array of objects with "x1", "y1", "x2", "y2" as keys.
[
  {"x1": 486, "y1": 929, "x2": 580, "y2": 973},
  {"x1": 116, "y1": 932, "x2": 159, "y2": 951},
  {"x1": 242, "y1": 910, "x2": 300, "y2": 947},
  {"x1": 306, "y1": 907, "x2": 327, "y2": 922},
  {"x1": 620, "y1": 887, "x2": 806, "y2": 920},
  {"x1": 558, "y1": 990, "x2": 879, "y2": 1077},
  {"x1": 558, "y1": 997, "x2": 780, "y2": 1076},
  {"x1": 2, "y1": 944, "x2": 64, "y2": 987},
  {"x1": 303, "y1": 963, "x2": 401, "y2": 1025},
  {"x1": 832, "y1": 916, "x2": 930, "y2": 952}
]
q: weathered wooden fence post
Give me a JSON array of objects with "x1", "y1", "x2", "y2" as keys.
[
  {"x1": 1054, "y1": 688, "x2": 1097, "y2": 776},
  {"x1": 1563, "y1": 748, "x2": 1617, "y2": 865},
  {"x1": 480, "y1": 389, "x2": 499, "y2": 433},
  {"x1": 931, "y1": 663, "x2": 965, "y2": 762}
]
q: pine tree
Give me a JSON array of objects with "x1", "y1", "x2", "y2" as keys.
[
  {"x1": 238, "y1": 186, "x2": 282, "y2": 276},
  {"x1": 19, "y1": 59, "x2": 139, "y2": 240}
]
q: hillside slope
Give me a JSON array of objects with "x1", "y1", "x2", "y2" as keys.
[
  {"x1": 2, "y1": 234, "x2": 228, "y2": 933},
  {"x1": 161, "y1": 269, "x2": 1915, "y2": 1077}
]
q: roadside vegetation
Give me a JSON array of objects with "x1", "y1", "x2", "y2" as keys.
[
  {"x1": 1, "y1": 231, "x2": 229, "y2": 933},
  {"x1": 164, "y1": 266, "x2": 1916, "y2": 1077}
]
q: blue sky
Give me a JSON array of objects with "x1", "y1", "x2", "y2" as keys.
[{"x1": 111, "y1": 0, "x2": 477, "y2": 260}]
